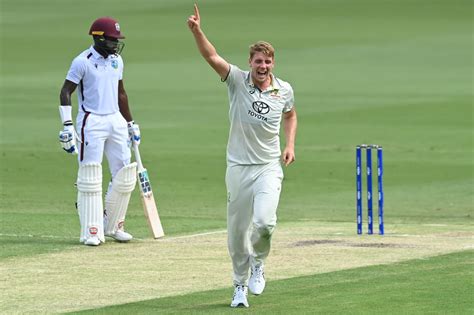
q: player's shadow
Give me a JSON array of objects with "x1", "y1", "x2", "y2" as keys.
[{"x1": 0, "y1": 235, "x2": 78, "y2": 248}]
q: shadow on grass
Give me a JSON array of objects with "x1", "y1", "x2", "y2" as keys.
[{"x1": 0, "y1": 236, "x2": 78, "y2": 259}]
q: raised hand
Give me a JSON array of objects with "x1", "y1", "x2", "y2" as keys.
[
  {"x1": 187, "y1": 3, "x2": 201, "y2": 32},
  {"x1": 186, "y1": 3, "x2": 230, "y2": 80}
]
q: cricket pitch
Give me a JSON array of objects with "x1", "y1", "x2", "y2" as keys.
[{"x1": 0, "y1": 221, "x2": 472, "y2": 313}]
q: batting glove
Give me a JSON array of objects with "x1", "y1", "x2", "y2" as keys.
[
  {"x1": 59, "y1": 124, "x2": 78, "y2": 154},
  {"x1": 127, "y1": 121, "x2": 141, "y2": 146}
]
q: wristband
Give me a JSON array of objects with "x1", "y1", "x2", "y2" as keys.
[
  {"x1": 59, "y1": 105, "x2": 73, "y2": 125},
  {"x1": 127, "y1": 120, "x2": 135, "y2": 128}
]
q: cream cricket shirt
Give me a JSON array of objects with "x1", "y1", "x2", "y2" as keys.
[
  {"x1": 225, "y1": 64, "x2": 294, "y2": 166},
  {"x1": 66, "y1": 46, "x2": 123, "y2": 115}
]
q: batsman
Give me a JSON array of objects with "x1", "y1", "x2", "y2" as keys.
[{"x1": 58, "y1": 17, "x2": 141, "y2": 246}]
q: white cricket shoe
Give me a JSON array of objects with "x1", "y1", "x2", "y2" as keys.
[
  {"x1": 106, "y1": 230, "x2": 133, "y2": 242},
  {"x1": 249, "y1": 264, "x2": 265, "y2": 295},
  {"x1": 84, "y1": 236, "x2": 100, "y2": 246},
  {"x1": 230, "y1": 285, "x2": 249, "y2": 308}
]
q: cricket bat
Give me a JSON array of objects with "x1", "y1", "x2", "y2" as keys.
[{"x1": 133, "y1": 144, "x2": 165, "y2": 238}]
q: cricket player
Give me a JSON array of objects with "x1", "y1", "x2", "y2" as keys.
[
  {"x1": 187, "y1": 4, "x2": 298, "y2": 308},
  {"x1": 59, "y1": 17, "x2": 141, "y2": 246}
]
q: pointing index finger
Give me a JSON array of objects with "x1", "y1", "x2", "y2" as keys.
[{"x1": 194, "y1": 3, "x2": 200, "y2": 19}]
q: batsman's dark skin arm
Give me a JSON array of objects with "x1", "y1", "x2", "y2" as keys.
[
  {"x1": 118, "y1": 80, "x2": 133, "y2": 122},
  {"x1": 60, "y1": 80, "x2": 77, "y2": 106},
  {"x1": 60, "y1": 79, "x2": 133, "y2": 122}
]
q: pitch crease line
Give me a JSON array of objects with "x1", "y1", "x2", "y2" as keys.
[
  {"x1": 0, "y1": 230, "x2": 228, "y2": 241},
  {"x1": 161, "y1": 229, "x2": 227, "y2": 241}
]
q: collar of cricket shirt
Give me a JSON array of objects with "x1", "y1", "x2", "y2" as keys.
[
  {"x1": 247, "y1": 72, "x2": 280, "y2": 94},
  {"x1": 89, "y1": 45, "x2": 115, "y2": 61},
  {"x1": 89, "y1": 45, "x2": 103, "y2": 60}
]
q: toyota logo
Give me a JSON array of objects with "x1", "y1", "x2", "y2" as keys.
[{"x1": 252, "y1": 101, "x2": 270, "y2": 114}]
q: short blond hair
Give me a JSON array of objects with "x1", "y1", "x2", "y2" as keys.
[{"x1": 249, "y1": 41, "x2": 275, "y2": 59}]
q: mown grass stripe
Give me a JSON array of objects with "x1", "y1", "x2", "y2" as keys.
[{"x1": 71, "y1": 251, "x2": 474, "y2": 314}]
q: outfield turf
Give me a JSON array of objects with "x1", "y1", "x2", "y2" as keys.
[
  {"x1": 70, "y1": 251, "x2": 474, "y2": 314},
  {"x1": 0, "y1": 0, "x2": 472, "y2": 313}
]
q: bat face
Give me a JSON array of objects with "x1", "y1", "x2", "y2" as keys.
[
  {"x1": 141, "y1": 192, "x2": 165, "y2": 238},
  {"x1": 138, "y1": 169, "x2": 152, "y2": 196},
  {"x1": 137, "y1": 168, "x2": 165, "y2": 238},
  {"x1": 133, "y1": 146, "x2": 164, "y2": 238}
]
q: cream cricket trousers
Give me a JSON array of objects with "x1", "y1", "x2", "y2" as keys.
[
  {"x1": 226, "y1": 160, "x2": 284, "y2": 285},
  {"x1": 74, "y1": 110, "x2": 132, "y2": 242},
  {"x1": 76, "y1": 110, "x2": 131, "y2": 176}
]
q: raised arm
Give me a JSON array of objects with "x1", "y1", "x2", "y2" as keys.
[{"x1": 187, "y1": 3, "x2": 230, "y2": 80}]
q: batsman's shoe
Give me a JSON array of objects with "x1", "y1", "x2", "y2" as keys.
[
  {"x1": 106, "y1": 230, "x2": 133, "y2": 242},
  {"x1": 249, "y1": 264, "x2": 265, "y2": 295},
  {"x1": 84, "y1": 236, "x2": 101, "y2": 246},
  {"x1": 230, "y1": 285, "x2": 249, "y2": 308}
]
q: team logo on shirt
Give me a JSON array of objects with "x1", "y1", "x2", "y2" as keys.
[
  {"x1": 270, "y1": 89, "x2": 281, "y2": 98},
  {"x1": 111, "y1": 60, "x2": 118, "y2": 69},
  {"x1": 252, "y1": 101, "x2": 270, "y2": 114},
  {"x1": 248, "y1": 101, "x2": 270, "y2": 122}
]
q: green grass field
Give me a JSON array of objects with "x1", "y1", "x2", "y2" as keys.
[
  {"x1": 1, "y1": 0, "x2": 472, "y2": 313},
  {"x1": 70, "y1": 251, "x2": 473, "y2": 314}
]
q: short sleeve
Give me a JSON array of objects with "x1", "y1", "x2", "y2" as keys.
[
  {"x1": 66, "y1": 57, "x2": 86, "y2": 84},
  {"x1": 118, "y1": 55, "x2": 124, "y2": 80},
  {"x1": 224, "y1": 64, "x2": 243, "y2": 87},
  {"x1": 283, "y1": 84, "x2": 295, "y2": 113}
]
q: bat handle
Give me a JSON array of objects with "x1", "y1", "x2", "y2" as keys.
[{"x1": 133, "y1": 143, "x2": 144, "y2": 170}]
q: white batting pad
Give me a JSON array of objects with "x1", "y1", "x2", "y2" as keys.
[
  {"x1": 104, "y1": 162, "x2": 137, "y2": 235},
  {"x1": 76, "y1": 163, "x2": 104, "y2": 242}
]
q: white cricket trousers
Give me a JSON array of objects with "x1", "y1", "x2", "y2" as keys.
[
  {"x1": 226, "y1": 160, "x2": 284, "y2": 286},
  {"x1": 76, "y1": 110, "x2": 131, "y2": 176},
  {"x1": 75, "y1": 110, "x2": 131, "y2": 242}
]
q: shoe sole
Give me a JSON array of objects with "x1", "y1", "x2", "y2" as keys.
[
  {"x1": 248, "y1": 283, "x2": 265, "y2": 295},
  {"x1": 84, "y1": 241, "x2": 100, "y2": 246},
  {"x1": 105, "y1": 235, "x2": 132, "y2": 242},
  {"x1": 230, "y1": 303, "x2": 249, "y2": 308}
]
